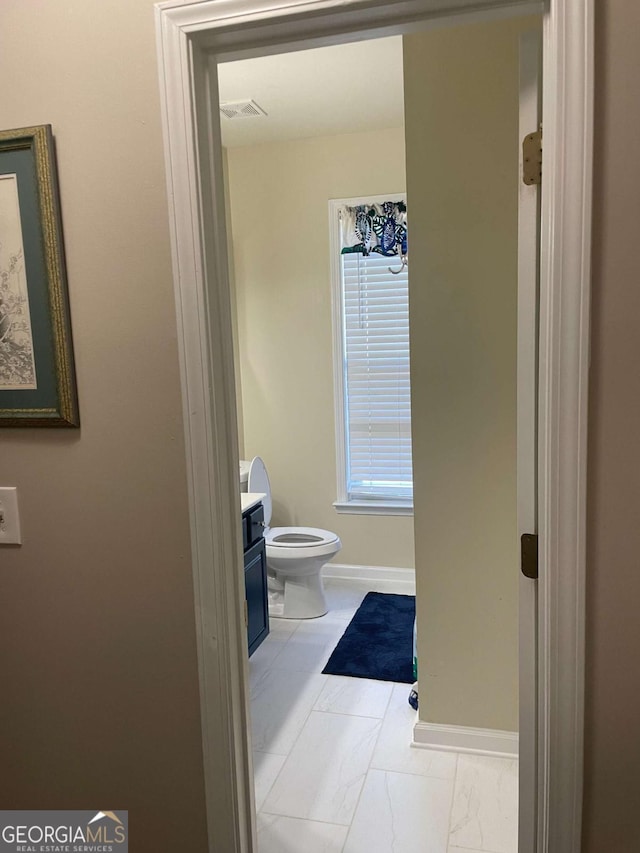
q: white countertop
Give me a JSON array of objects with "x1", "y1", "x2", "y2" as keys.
[{"x1": 241, "y1": 492, "x2": 265, "y2": 513}]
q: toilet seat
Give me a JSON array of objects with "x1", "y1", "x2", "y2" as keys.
[
  {"x1": 265, "y1": 526, "x2": 339, "y2": 547},
  {"x1": 248, "y1": 457, "x2": 339, "y2": 550},
  {"x1": 265, "y1": 526, "x2": 341, "y2": 562}
]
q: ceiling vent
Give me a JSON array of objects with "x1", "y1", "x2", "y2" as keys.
[{"x1": 219, "y1": 99, "x2": 267, "y2": 120}]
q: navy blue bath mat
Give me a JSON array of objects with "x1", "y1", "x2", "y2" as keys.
[{"x1": 322, "y1": 592, "x2": 415, "y2": 684}]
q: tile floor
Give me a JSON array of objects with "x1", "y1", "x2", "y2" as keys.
[{"x1": 249, "y1": 578, "x2": 518, "y2": 853}]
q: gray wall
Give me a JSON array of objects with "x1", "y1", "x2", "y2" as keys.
[
  {"x1": 583, "y1": 2, "x2": 640, "y2": 850},
  {"x1": 0, "y1": 1, "x2": 208, "y2": 848}
]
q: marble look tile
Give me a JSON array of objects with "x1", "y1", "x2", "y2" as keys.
[
  {"x1": 248, "y1": 618, "x2": 302, "y2": 686},
  {"x1": 371, "y1": 684, "x2": 457, "y2": 780},
  {"x1": 250, "y1": 668, "x2": 327, "y2": 755},
  {"x1": 269, "y1": 617, "x2": 348, "y2": 674},
  {"x1": 323, "y1": 580, "x2": 369, "y2": 620},
  {"x1": 253, "y1": 751, "x2": 287, "y2": 811},
  {"x1": 268, "y1": 615, "x2": 303, "y2": 638},
  {"x1": 448, "y1": 848, "x2": 486, "y2": 853},
  {"x1": 263, "y1": 711, "x2": 381, "y2": 825},
  {"x1": 324, "y1": 579, "x2": 416, "y2": 621},
  {"x1": 313, "y1": 675, "x2": 393, "y2": 718},
  {"x1": 448, "y1": 754, "x2": 518, "y2": 853},
  {"x1": 256, "y1": 813, "x2": 348, "y2": 853},
  {"x1": 344, "y1": 768, "x2": 454, "y2": 853}
]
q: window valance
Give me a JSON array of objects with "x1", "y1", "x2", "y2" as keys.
[{"x1": 340, "y1": 200, "x2": 407, "y2": 260}]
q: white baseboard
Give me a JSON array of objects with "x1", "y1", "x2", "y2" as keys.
[
  {"x1": 413, "y1": 720, "x2": 519, "y2": 759},
  {"x1": 323, "y1": 562, "x2": 415, "y2": 584}
]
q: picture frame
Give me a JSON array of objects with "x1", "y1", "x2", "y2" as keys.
[{"x1": 0, "y1": 124, "x2": 78, "y2": 427}]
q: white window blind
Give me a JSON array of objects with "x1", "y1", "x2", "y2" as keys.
[{"x1": 341, "y1": 250, "x2": 413, "y2": 502}]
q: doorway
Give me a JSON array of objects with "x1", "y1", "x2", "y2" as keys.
[
  {"x1": 222, "y1": 23, "x2": 524, "y2": 850},
  {"x1": 154, "y1": 1, "x2": 592, "y2": 851}
]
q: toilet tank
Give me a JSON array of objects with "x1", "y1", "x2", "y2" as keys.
[{"x1": 239, "y1": 460, "x2": 250, "y2": 493}]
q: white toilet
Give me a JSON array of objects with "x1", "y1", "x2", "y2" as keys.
[{"x1": 246, "y1": 456, "x2": 341, "y2": 619}]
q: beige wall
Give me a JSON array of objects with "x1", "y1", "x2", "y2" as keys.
[
  {"x1": 583, "y1": 2, "x2": 640, "y2": 850},
  {"x1": 403, "y1": 16, "x2": 538, "y2": 731},
  {"x1": 0, "y1": 1, "x2": 208, "y2": 848},
  {"x1": 226, "y1": 128, "x2": 415, "y2": 568}
]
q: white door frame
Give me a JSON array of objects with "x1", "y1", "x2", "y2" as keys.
[
  {"x1": 154, "y1": 2, "x2": 593, "y2": 852},
  {"x1": 518, "y1": 30, "x2": 542, "y2": 853}
]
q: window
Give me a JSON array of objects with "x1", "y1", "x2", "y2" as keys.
[{"x1": 330, "y1": 195, "x2": 413, "y2": 514}]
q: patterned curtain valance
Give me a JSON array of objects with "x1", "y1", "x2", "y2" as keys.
[{"x1": 340, "y1": 200, "x2": 407, "y2": 259}]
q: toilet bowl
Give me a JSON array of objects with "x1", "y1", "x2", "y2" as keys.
[{"x1": 246, "y1": 457, "x2": 341, "y2": 619}]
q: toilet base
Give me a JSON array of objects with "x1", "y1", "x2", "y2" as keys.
[{"x1": 267, "y1": 569, "x2": 328, "y2": 619}]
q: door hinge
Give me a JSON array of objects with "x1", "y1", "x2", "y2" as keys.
[
  {"x1": 521, "y1": 533, "x2": 539, "y2": 580},
  {"x1": 244, "y1": 599, "x2": 248, "y2": 627},
  {"x1": 522, "y1": 128, "x2": 542, "y2": 185}
]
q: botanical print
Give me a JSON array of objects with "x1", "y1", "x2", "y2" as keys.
[
  {"x1": 340, "y1": 200, "x2": 408, "y2": 260},
  {"x1": 0, "y1": 173, "x2": 37, "y2": 390}
]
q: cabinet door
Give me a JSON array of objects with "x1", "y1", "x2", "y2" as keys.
[
  {"x1": 242, "y1": 503, "x2": 265, "y2": 550},
  {"x1": 245, "y1": 539, "x2": 269, "y2": 656}
]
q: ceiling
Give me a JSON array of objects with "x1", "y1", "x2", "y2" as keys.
[{"x1": 217, "y1": 36, "x2": 404, "y2": 148}]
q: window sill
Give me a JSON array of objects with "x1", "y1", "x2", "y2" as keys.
[{"x1": 333, "y1": 500, "x2": 414, "y2": 517}]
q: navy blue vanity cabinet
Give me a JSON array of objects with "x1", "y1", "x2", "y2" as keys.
[{"x1": 243, "y1": 502, "x2": 269, "y2": 656}]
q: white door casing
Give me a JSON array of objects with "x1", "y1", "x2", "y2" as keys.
[
  {"x1": 518, "y1": 29, "x2": 542, "y2": 853},
  {"x1": 537, "y1": 3, "x2": 593, "y2": 850},
  {"x1": 154, "y1": 2, "x2": 593, "y2": 852}
]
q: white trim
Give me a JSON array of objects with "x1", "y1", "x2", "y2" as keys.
[
  {"x1": 154, "y1": 12, "x2": 255, "y2": 853},
  {"x1": 323, "y1": 562, "x2": 415, "y2": 584},
  {"x1": 413, "y1": 720, "x2": 519, "y2": 758},
  {"x1": 537, "y1": 3, "x2": 592, "y2": 851},
  {"x1": 333, "y1": 500, "x2": 413, "y2": 516},
  {"x1": 154, "y1": 2, "x2": 592, "y2": 852},
  {"x1": 329, "y1": 197, "x2": 348, "y2": 505},
  {"x1": 517, "y1": 30, "x2": 541, "y2": 853}
]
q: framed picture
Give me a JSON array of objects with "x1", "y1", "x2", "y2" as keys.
[{"x1": 0, "y1": 125, "x2": 78, "y2": 426}]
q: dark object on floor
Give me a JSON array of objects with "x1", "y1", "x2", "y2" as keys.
[{"x1": 322, "y1": 591, "x2": 416, "y2": 684}]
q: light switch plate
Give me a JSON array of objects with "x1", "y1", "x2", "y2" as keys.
[{"x1": 0, "y1": 487, "x2": 22, "y2": 545}]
